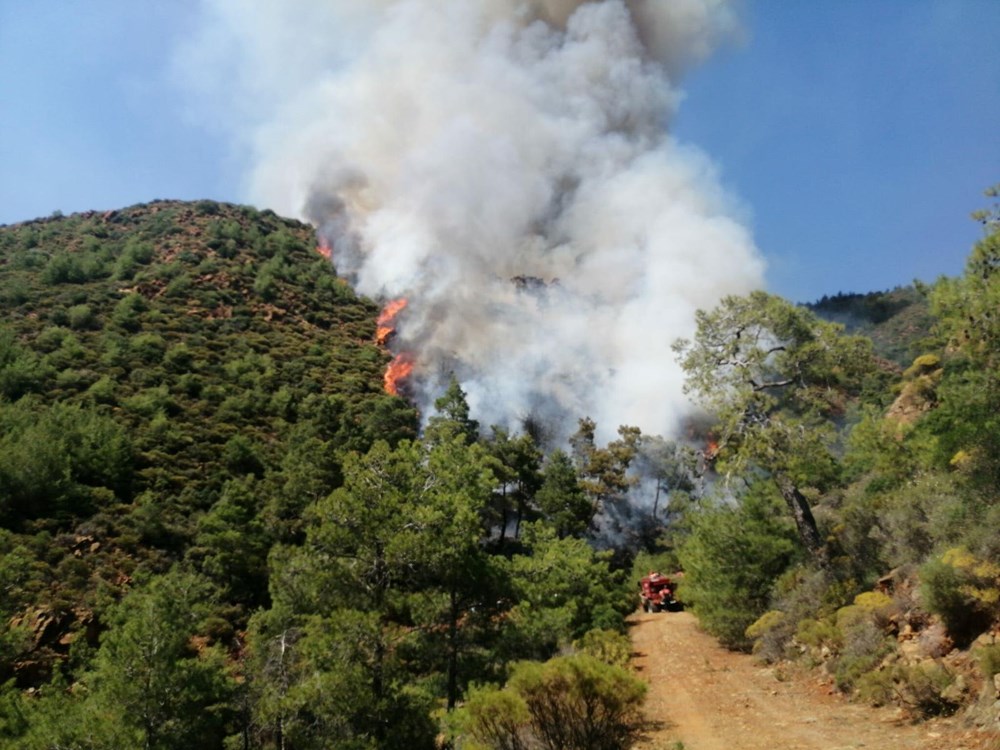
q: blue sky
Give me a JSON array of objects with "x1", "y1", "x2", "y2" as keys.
[{"x1": 1, "y1": 1, "x2": 997, "y2": 302}]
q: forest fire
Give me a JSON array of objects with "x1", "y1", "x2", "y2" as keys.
[
  {"x1": 315, "y1": 239, "x2": 332, "y2": 260},
  {"x1": 384, "y1": 352, "x2": 415, "y2": 395},
  {"x1": 376, "y1": 298, "x2": 408, "y2": 346},
  {"x1": 704, "y1": 437, "x2": 720, "y2": 461},
  {"x1": 375, "y1": 298, "x2": 414, "y2": 395}
]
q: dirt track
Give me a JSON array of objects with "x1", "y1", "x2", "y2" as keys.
[{"x1": 629, "y1": 609, "x2": 992, "y2": 750}]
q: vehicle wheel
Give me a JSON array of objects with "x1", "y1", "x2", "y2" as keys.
[{"x1": 643, "y1": 599, "x2": 651, "y2": 613}]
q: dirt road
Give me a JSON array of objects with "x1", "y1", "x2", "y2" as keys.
[{"x1": 630, "y1": 610, "x2": 990, "y2": 750}]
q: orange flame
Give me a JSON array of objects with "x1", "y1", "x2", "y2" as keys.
[
  {"x1": 376, "y1": 297, "x2": 408, "y2": 346},
  {"x1": 316, "y1": 239, "x2": 332, "y2": 260},
  {"x1": 384, "y1": 352, "x2": 415, "y2": 395},
  {"x1": 704, "y1": 438, "x2": 719, "y2": 461}
]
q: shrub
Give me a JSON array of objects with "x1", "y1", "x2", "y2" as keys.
[
  {"x1": 130, "y1": 333, "x2": 167, "y2": 364},
  {"x1": 903, "y1": 353, "x2": 941, "y2": 380},
  {"x1": 974, "y1": 642, "x2": 1000, "y2": 680},
  {"x1": 124, "y1": 387, "x2": 176, "y2": 418},
  {"x1": 113, "y1": 239, "x2": 154, "y2": 280},
  {"x1": 921, "y1": 547, "x2": 999, "y2": 646},
  {"x1": 884, "y1": 663, "x2": 961, "y2": 717},
  {"x1": 85, "y1": 375, "x2": 117, "y2": 405},
  {"x1": 3, "y1": 279, "x2": 29, "y2": 306},
  {"x1": 67, "y1": 304, "x2": 96, "y2": 330},
  {"x1": 795, "y1": 617, "x2": 842, "y2": 651},
  {"x1": 459, "y1": 684, "x2": 531, "y2": 750},
  {"x1": 41, "y1": 253, "x2": 86, "y2": 284},
  {"x1": 0, "y1": 331, "x2": 46, "y2": 400},
  {"x1": 746, "y1": 610, "x2": 794, "y2": 662},
  {"x1": 574, "y1": 629, "x2": 632, "y2": 669},
  {"x1": 222, "y1": 435, "x2": 264, "y2": 478},
  {"x1": 856, "y1": 668, "x2": 896, "y2": 707},
  {"x1": 163, "y1": 344, "x2": 194, "y2": 373},
  {"x1": 111, "y1": 294, "x2": 147, "y2": 332},
  {"x1": 164, "y1": 273, "x2": 193, "y2": 298},
  {"x1": 459, "y1": 654, "x2": 647, "y2": 750},
  {"x1": 835, "y1": 591, "x2": 893, "y2": 631},
  {"x1": 194, "y1": 200, "x2": 220, "y2": 216},
  {"x1": 36, "y1": 326, "x2": 72, "y2": 353},
  {"x1": 833, "y1": 620, "x2": 893, "y2": 692}
]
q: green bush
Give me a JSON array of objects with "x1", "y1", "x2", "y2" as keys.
[
  {"x1": 921, "y1": 547, "x2": 999, "y2": 646},
  {"x1": 888, "y1": 663, "x2": 960, "y2": 717},
  {"x1": 0, "y1": 331, "x2": 46, "y2": 400},
  {"x1": 974, "y1": 642, "x2": 1000, "y2": 680},
  {"x1": 835, "y1": 591, "x2": 893, "y2": 631},
  {"x1": 67, "y1": 304, "x2": 96, "y2": 330},
  {"x1": 41, "y1": 253, "x2": 87, "y2": 284},
  {"x1": 0, "y1": 401, "x2": 132, "y2": 523},
  {"x1": 832, "y1": 620, "x2": 893, "y2": 692},
  {"x1": 111, "y1": 293, "x2": 147, "y2": 332},
  {"x1": 130, "y1": 333, "x2": 167, "y2": 364},
  {"x1": 458, "y1": 654, "x2": 646, "y2": 750},
  {"x1": 855, "y1": 668, "x2": 896, "y2": 707},
  {"x1": 795, "y1": 617, "x2": 842, "y2": 650},
  {"x1": 574, "y1": 629, "x2": 632, "y2": 668},
  {"x1": 164, "y1": 273, "x2": 193, "y2": 299}
]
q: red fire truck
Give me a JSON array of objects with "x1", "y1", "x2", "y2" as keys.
[{"x1": 639, "y1": 571, "x2": 679, "y2": 612}]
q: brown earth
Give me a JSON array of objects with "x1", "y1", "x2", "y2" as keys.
[{"x1": 630, "y1": 610, "x2": 996, "y2": 750}]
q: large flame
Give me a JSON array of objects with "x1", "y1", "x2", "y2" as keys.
[
  {"x1": 384, "y1": 352, "x2": 415, "y2": 396},
  {"x1": 376, "y1": 297, "x2": 408, "y2": 346}
]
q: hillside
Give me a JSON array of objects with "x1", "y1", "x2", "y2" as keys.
[
  {"x1": 808, "y1": 286, "x2": 935, "y2": 367},
  {"x1": 0, "y1": 201, "x2": 645, "y2": 750},
  {"x1": 1, "y1": 198, "x2": 998, "y2": 749},
  {"x1": 0, "y1": 200, "x2": 417, "y2": 685}
]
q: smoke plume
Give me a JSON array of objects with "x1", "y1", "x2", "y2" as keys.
[{"x1": 177, "y1": 0, "x2": 765, "y2": 441}]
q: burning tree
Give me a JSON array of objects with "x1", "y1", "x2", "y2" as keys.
[{"x1": 673, "y1": 291, "x2": 879, "y2": 563}]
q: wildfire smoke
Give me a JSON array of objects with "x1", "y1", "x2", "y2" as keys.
[{"x1": 178, "y1": 0, "x2": 766, "y2": 440}]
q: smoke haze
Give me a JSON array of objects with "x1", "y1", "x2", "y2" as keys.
[{"x1": 176, "y1": 0, "x2": 765, "y2": 441}]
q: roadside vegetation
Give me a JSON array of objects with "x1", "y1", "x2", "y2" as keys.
[{"x1": 668, "y1": 186, "x2": 1000, "y2": 727}]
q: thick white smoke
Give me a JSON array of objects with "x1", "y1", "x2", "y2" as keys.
[{"x1": 177, "y1": 0, "x2": 764, "y2": 441}]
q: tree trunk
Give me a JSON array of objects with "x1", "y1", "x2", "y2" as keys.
[
  {"x1": 498, "y1": 487, "x2": 508, "y2": 546},
  {"x1": 774, "y1": 474, "x2": 827, "y2": 564},
  {"x1": 447, "y1": 587, "x2": 459, "y2": 711}
]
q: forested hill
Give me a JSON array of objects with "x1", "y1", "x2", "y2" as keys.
[
  {"x1": 0, "y1": 200, "x2": 418, "y2": 679},
  {"x1": 3, "y1": 197, "x2": 999, "y2": 748},
  {"x1": 0, "y1": 201, "x2": 643, "y2": 749},
  {"x1": 807, "y1": 286, "x2": 933, "y2": 367}
]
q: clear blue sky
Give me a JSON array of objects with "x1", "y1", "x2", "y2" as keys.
[{"x1": 1, "y1": 1, "x2": 997, "y2": 302}]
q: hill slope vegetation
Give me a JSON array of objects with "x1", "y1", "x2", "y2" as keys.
[{"x1": 2, "y1": 193, "x2": 999, "y2": 748}]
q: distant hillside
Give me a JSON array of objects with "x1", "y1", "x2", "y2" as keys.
[
  {"x1": 806, "y1": 286, "x2": 935, "y2": 367},
  {"x1": 0, "y1": 200, "x2": 417, "y2": 684}
]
